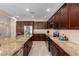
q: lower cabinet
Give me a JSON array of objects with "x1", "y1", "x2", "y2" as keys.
[
  {"x1": 33, "y1": 34, "x2": 46, "y2": 41},
  {"x1": 13, "y1": 48, "x2": 23, "y2": 56},
  {"x1": 50, "y1": 39, "x2": 69, "y2": 56},
  {"x1": 13, "y1": 36, "x2": 33, "y2": 56},
  {"x1": 23, "y1": 37, "x2": 33, "y2": 56},
  {"x1": 50, "y1": 45, "x2": 58, "y2": 56}
]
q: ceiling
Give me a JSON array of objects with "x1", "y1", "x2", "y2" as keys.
[{"x1": 0, "y1": 3, "x2": 64, "y2": 20}]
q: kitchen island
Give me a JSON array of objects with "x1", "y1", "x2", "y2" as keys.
[{"x1": 0, "y1": 35, "x2": 32, "y2": 56}]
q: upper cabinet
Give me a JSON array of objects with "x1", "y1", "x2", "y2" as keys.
[
  {"x1": 47, "y1": 3, "x2": 79, "y2": 29},
  {"x1": 16, "y1": 21, "x2": 47, "y2": 35},
  {"x1": 59, "y1": 4, "x2": 69, "y2": 29},
  {"x1": 69, "y1": 4, "x2": 79, "y2": 29},
  {"x1": 34, "y1": 22, "x2": 47, "y2": 29},
  {"x1": 16, "y1": 21, "x2": 34, "y2": 35}
]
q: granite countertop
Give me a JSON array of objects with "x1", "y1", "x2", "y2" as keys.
[
  {"x1": 0, "y1": 35, "x2": 32, "y2": 56},
  {"x1": 49, "y1": 35, "x2": 79, "y2": 56}
]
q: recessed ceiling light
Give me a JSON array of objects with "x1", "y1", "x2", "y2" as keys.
[
  {"x1": 16, "y1": 16, "x2": 20, "y2": 18},
  {"x1": 32, "y1": 16, "x2": 34, "y2": 18},
  {"x1": 44, "y1": 16, "x2": 46, "y2": 18},
  {"x1": 46, "y1": 8, "x2": 50, "y2": 12},
  {"x1": 26, "y1": 8, "x2": 30, "y2": 11}
]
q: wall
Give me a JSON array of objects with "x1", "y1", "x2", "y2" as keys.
[
  {"x1": 10, "y1": 17, "x2": 17, "y2": 39},
  {"x1": 0, "y1": 16, "x2": 17, "y2": 40},
  {"x1": 0, "y1": 16, "x2": 11, "y2": 39}
]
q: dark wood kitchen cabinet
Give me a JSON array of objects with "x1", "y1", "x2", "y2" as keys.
[
  {"x1": 47, "y1": 4, "x2": 68, "y2": 29},
  {"x1": 50, "y1": 39, "x2": 69, "y2": 56},
  {"x1": 53, "y1": 13, "x2": 60, "y2": 29},
  {"x1": 16, "y1": 21, "x2": 34, "y2": 35},
  {"x1": 16, "y1": 21, "x2": 47, "y2": 35},
  {"x1": 23, "y1": 36, "x2": 33, "y2": 56},
  {"x1": 69, "y1": 3, "x2": 79, "y2": 29},
  {"x1": 33, "y1": 34, "x2": 46, "y2": 41},
  {"x1": 34, "y1": 22, "x2": 47, "y2": 29},
  {"x1": 47, "y1": 3, "x2": 79, "y2": 29},
  {"x1": 59, "y1": 4, "x2": 69, "y2": 29}
]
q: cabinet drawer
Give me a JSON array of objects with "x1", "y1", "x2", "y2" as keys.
[{"x1": 33, "y1": 34, "x2": 45, "y2": 41}]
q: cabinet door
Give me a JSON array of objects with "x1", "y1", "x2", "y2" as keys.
[
  {"x1": 34, "y1": 34, "x2": 38, "y2": 41},
  {"x1": 56, "y1": 45, "x2": 69, "y2": 56},
  {"x1": 69, "y1": 3, "x2": 79, "y2": 29},
  {"x1": 23, "y1": 37, "x2": 32, "y2": 56},
  {"x1": 59, "y1": 4, "x2": 69, "y2": 29},
  {"x1": 28, "y1": 40, "x2": 32, "y2": 54},
  {"x1": 50, "y1": 40, "x2": 57, "y2": 56},
  {"x1": 55, "y1": 45, "x2": 63, "y2": 56},
  {"x1": 53, "y1": 14, "x2": 59, "y2": 29},
  {"x1": 44, "y1": 34, "x2": 48, "y2": 41},
  {"x1": 51, "y1": 4, "x2": 69, "y2": 29},
  {"x1": 40, "y1": 34, "x2": 45, "y2": 41},
  {"x1": 50, "y1": 45, "x2": 59, "y2": 56},
  {"x1": 23, "y1": 43, "x2": 28, "y2": 56},
  {"x1": 33, "y1": 34, "x2": 46, "y2": 41},
  {"x1": 50, "y1": 39, "x2": 69, "y2": 56},
  {"x1": 16, "y1": 21, "x2": 22, "y2": 35}
]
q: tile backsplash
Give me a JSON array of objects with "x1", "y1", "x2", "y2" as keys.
[
  {"x1": 49, "y1": 29, "x2": 79, "y2": 45},
  {"x1": 34, "y1": 29, "x2": 79, "y2": 45}
]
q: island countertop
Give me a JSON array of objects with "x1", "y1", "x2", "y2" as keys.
[{"x1": 0, "y1": 35, "x2": 32, "y2": 56}]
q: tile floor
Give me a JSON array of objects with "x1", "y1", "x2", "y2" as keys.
[{"x1": 28, "y1": 41, "x2": 52, "y2": 56}]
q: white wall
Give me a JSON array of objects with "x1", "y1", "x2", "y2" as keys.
[
  {"x1": 0, "y1": 16, "x2": 11, "y2": 39},
  {"x1": 0, "y1": 16, "x2": 17, "y2": 40},
  {"x1": 10, "y1": 17, "x2": 17, "y2": 40}
]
